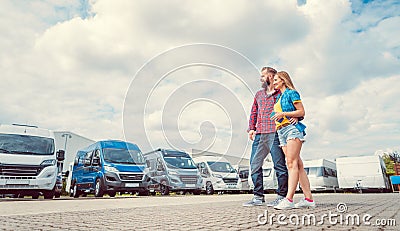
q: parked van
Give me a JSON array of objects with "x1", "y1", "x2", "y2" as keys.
[
  {"x1": 143, "y1": 148, "x2": 202, "y2": 195},
  {"x1": 336, "y1": 155, "x2": 391, "y2": 192},
  {"x1": 193, "y1": 155, "x2": 240, "y2": 194},
  {"x1": 303, "y1": 159, "x2": 338, "y2": 192},
  {"x1": 234, "y1": 165, "x2": 250, "y2": 192},
  {"x1": 248, "y1": 161, "x2": 278, "y2": 192},
  {"x1": 0, "y1": 124, "x2": 65, "y2": 199},
  {"x1": 69, "y1": 140, "x2": 150, "y2": 197}
]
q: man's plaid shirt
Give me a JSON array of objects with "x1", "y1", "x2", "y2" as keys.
[{"x1": 248, "y1": 89, "x2": 280, "y2": 134}]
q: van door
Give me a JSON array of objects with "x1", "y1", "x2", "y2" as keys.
[
  {"x1": 156, "y1": 157, "x2": 167, "y2": 183},
  {"x1": 82, "y1": 150, "x2": 94, "y2": 189}
]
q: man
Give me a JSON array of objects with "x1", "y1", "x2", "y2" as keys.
[{"x1": 243, "y1": 67, "x2": 294, "y2": 207}]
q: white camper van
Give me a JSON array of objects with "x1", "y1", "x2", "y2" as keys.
[
  {"x1": 248, "y1": 161, "x2": 278, "y2": 192},
  {"x1": 336, "y1": 155, "x2": 391, "y2": 192},
  {"x1": 0, "y1": 124, "x2": 65, "y2": 199},
  {"x1": 303, "y1": 159, "x2": 339, "y2": 192},
  {"x1": 193, "y1": 155, "x2": 240, "y2": 194}
]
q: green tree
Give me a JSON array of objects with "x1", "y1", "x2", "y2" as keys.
[{"x1": 382, "y1": 153, "x2": 395, "y2": 176}]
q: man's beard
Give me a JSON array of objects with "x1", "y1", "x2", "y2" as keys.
[{"x1": 262, "y1": 80, "x2": 270, "y2": 89}]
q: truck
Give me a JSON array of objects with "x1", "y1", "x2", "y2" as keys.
[
  {"x1": 143, "y1": 148, "x2": 202, "y2": 195},
  {"x1": 336, "y1": 155, "x2": 391, "y2": 192},
  {"x1": 193, "y1": 155, "x2": 240, "y2": 194},
  {"x1": 0, "y1": 124, "x2": 65, "y2": 199},
  {"x1": 303, "y1": 158, "x2": 339, "y2": 192}
]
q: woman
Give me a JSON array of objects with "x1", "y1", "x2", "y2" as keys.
[{"x1": 271, "y1": 71, "x2": 315, "y2": 210}]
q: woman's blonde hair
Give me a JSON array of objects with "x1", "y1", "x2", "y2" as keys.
[{"x1": 276, "y1": 71, "x2": 296, "y2": 90}]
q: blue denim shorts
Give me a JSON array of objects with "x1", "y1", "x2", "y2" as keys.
[{"x1": 277, "y1": 124, "x2": 305, "y2": 147}]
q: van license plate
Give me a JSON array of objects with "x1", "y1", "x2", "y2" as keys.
[
  {"x1": 125, "y1": 183, "x2": 139, "y2": 187},
  {"x1": 6, "y1": 180, "x2": 29, "y2": 185},
  {"x1": 185, "y1": 184, "x2": 195, "y2": 187}
]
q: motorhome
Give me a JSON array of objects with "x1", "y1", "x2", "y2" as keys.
[
  {"x1": 303, "y1": 159, "x2": 339, "y2": 192},
  {"x1": 0, "y1": 124, "x2": 65, "y2": 199},
  {"x1": 143, "y1": 149, "x2": 202, "y2": 195},
  {"x1": 234, "y1": 165, "x2": 250, "y2": 192},
  {"x1": 336, "y1": 155, "x2": 391, "y2": 192},
  {"x1": 248, "y1": 161, "x2": 278, "y2": 192},
  {"x1": 193, "y1": 155, "x2": 240, "y2": 194},
  {"x1": 69, "y1": 140, "x2": 150, "y2": 197}
]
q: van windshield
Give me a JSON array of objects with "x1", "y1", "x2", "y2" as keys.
[
  {"x1": 0, "y1": 134, "x2": 54, "y2": 155},
  {"x1": 164, "y1": 156, "x2": 197, "y2": 169},
  {"x1": 103, "y1": 148, "x2": 145, "y2": 164},
  {"x1": 208, "y1": 161, "x2": 236, "y2": 173}
]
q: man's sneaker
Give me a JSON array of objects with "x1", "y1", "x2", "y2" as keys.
[
  {"x1": 295, "y1": 198, "x2": 316, "y2": 209},
  {"x1": 274, "y1": 198, "x2": 295, "y2": 210},
  {"x1": 242, "y1": 196, "x2": 265, "y2": 207},
  {"x1": 266, "y1": 195, "x2": 285, "y2": 207}
]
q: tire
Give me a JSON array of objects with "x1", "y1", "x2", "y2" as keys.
[
  {"x1": 32, "y1": 193, "x2": 40, "y2": 199},
  {"x1": 138, "y1": 190, "x2": 150, "y2": 196},
  {"x1": 43, "y1": 188, "x2": 55, "y2": 199},
  {"x1": 160, "y1": 181, "x2": 170, "y2": 196},
  {"x1": 54, "y1": 192, "x2": 61, "y2": 198},
  {"x1": 205, "y1": 182, "x2": 214, "y2": 195},
  {"x1": 94, "y1": 178, "x2": 104, "y2": 197},
  {"x1": 193, "y1": 190, "x2": 201, "y2": 195},
  {"x1": 108, "y1": 191, "x2": 116, "y2": 197},
  {"x1": 73, "y1": 183, "x2": 80, "y2": 198}
]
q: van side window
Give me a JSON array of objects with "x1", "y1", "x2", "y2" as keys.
[
  {"x1": 156, "y1": 158, "x2": 165, "y2": 171},
  {"x1": 85, "y1": 151, "x2": 94, "y2": 165}
]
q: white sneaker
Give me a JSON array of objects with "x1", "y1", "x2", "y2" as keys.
[
  {"x1": 294, "y1": 198, "x2": 316, "y2": 208},
  {"x1": 274, "y1": 198, "x2": 294, "y2": 210}
]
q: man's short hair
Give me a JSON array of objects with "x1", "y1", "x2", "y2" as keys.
[{"x1": 261, "y1": 67, "x2": 277, "y2": 74}]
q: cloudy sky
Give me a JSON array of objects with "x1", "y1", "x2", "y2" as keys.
[{"x1": 1, "y1": 0, "x2": 399, "y2": 163}]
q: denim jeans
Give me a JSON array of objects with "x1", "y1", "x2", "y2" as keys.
[{"x1": 250, "y1": 133, "x2": 288, "y2": 197}]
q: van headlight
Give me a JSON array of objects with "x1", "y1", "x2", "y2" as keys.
[
  {"x1": 213, "y1": 173, "x2": 223, "y2": 178},
  {"x1": 40, "y1": 159, "x2": 56, "y2": 166},
  {"x1": 168, "y1": 170, "x2": 179, "y2": 175},
  {"x1": 104, "y1": 166, "x2": 119, "y2": 172}
]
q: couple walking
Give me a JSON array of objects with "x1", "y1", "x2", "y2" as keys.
[{"x1": 243, "y1": 67, "x2": 315, "y2": 210}]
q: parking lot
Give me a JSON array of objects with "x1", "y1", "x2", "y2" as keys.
[{"x1": 0, "y1": 193, "x2": 399, "y2": 230}]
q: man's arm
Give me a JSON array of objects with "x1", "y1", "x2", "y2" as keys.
[{"x1": 247, "y1": 97, "x2": 258, "y2": 140}]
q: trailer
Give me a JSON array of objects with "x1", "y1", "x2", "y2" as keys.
[
  {"x1": 303, "y1": 158, "x2": 338, "y2": 192},
  {"x1": 336, "y1": 155, "x2": 391, "y2": 192}
]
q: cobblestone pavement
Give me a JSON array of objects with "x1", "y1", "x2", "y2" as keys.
[{"x1": 0, "y1": 193, "x2": 399, "y2": 230}]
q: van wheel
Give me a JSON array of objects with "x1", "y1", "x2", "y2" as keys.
[
  {"x1": 193, "y1": 190, "x2": 201, "y2": 195},
  {"x1": 32, "y1": 193, "x2": 40, "y2": 199},
  {"x1": 95, "y1": 178, "x2": 104, "y2": 197},
  {"x1": 138, "y1": 190, "x2": 150, "y2": 196},
  {"x1": 206, "y1": 182, "x2": 214, "y2": 195},
  {"x1": 108, "y1": 191, "x2": 116, "y2": 197},
  {"x1": 160, "y1": 181, "x2": 170, "y2": 196},
  {"x1": 73, "y1": 183, "x2": 80, "y2": 198},
  {"x1": 43, "y1": 189, "x2": 55, "y2": 199}
]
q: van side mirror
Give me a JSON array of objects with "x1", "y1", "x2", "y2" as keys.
[
  {"x1": 92, "y1": 157, "x2": 100, "y2": 166},
  {"x1": 200, "y1": 162, "x2": 206, "y2": 168},
  {"x1": 146, "y1": 160, "x2": 151, "y2": 168},
  {"x1": 56, "y1": 150, "x2": 65, "y2": 161}
]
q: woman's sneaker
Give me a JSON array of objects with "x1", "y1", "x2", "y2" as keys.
[
  {"x1": 243, "y1": 195, "x2": 265, "y2": 206},
  {"x1": 274, "y1": 198, "x2": 295, "y2": 210},
  {"x1": 294, "y1": 198, "x2": 316, "y2": 209}
]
